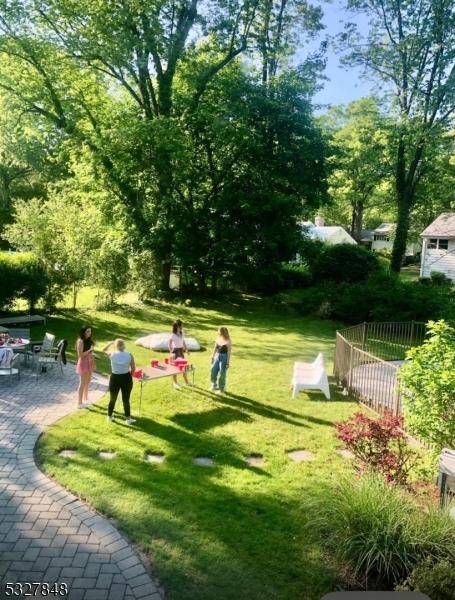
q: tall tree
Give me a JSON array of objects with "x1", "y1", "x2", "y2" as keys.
[
  {"x1": 321, "y1": 97, "x2": 392, "y2": 240},
  {"x1": 343, "y1": 0, "x2": 455, "y2": 271}
]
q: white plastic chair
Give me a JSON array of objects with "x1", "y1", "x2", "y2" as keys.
[{"x1": 291, "y1": 353, "x2": 330, "y2": 399}]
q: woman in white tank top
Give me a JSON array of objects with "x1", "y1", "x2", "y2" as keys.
[{"x1": 168, "y1": 319, "x2": 190, "y2": 389}]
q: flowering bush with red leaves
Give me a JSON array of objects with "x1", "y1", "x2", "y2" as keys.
[{"x1": 336, "y1": 411, "x2": 417, "y2": 486}]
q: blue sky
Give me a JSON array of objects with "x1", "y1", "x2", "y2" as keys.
[{"x1": 306, "y1": 0, "x2": 375, "y2": 110}]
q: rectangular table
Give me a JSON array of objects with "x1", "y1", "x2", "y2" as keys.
[{"x1": 136, "y1": 363, "x2": 195, "y2": 415}]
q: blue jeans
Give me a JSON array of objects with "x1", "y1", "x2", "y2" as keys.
[{"x1": 211, "y1": 352, "x2": 228, "y2": 391}]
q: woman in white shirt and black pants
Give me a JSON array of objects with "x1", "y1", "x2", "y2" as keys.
[{"x1": 102, "y1": 339, "x2": 136, "y2": 425}]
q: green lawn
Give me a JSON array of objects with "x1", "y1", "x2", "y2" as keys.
[
  {"x1": 36, "y1": 293, "x2": 361, "y2": 600},
  {"x1": 400, "y1": 264, "x2": 420, "y2": 283}
]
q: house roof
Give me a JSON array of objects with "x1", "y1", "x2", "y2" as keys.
[
  {"x1": 421, "y1": 212, "x2": 455, "y2": 238},
  {"x1": 374, "y1": 223, "x2": 395, "y2": 234},
  {"x1": 360, "y1": 229, "x2": 374, "y2": 241},
  {"x1": 308, "y1": 226, "x2": 355, "y2": 241}
]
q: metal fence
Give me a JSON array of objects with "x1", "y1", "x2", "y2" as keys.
[{"x1": 334, "y1": 321, "x2": 426, "y2": 416}]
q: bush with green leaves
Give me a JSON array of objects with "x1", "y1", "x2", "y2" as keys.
[
  {"x1": 396, "y1": 558, "x2": 455, "y2": 599},
  {"x1": 430, "y1": 271, "x2": 453, "y2": 286},
  {"x1": 0, "y1": 252, "x2": 48, "y2": 311},
  {"x1": 317, "y1": 475, "x2": 455, "y2": 589},
  {"x1": 294, "y1": 272, "x2": 455, "y2": 324},
  {"x1": 311, "y1": 243, "x2": 382, "y2": 283},
  {"x1": 399, "y1": 320, "x2": 455, "y2": 450},
  {"x1": 279, "y1": 263, "x2": 312, "y2": 289}
]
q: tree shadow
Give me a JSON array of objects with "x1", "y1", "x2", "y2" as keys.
[{"x1": 170, "y1": 406, "x2": 253, "y2": 432}]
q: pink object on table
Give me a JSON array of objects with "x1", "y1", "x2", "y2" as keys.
[
  {"x1": 151, "y1": 359, "x2": 159, "y2": 367},
  {"x1": 133, "y1": 368, "x2": 144, "y2": 379}
]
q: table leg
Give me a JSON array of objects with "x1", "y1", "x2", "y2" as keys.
[{"x1": 139, "y1": 379, "x2": 143, "y2": 417}]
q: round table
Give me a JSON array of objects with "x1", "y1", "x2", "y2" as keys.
[{"x1": 4, "y1": 339, "x2": 30, "y2": 350}]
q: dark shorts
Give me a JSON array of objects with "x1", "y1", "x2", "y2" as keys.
[{"x1": 172, "y1": 347, "x2": 184, "y2": 359}]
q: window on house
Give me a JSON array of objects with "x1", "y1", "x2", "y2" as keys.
[
  {"x1": 374, "y1": 234, "x2": 389, "y2": 241},
  {"x1": 428, "y1": 239, "x2": 449, "y2": 250}
]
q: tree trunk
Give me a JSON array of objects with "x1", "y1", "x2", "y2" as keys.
[
  {"x1": 350, "y1": 201, "x2": 364, "y2": 242},
  {"x1": 159, "y1": 260, "x2": 172, "y2": 291},
  {"x1": 391, "y1": 136, "x2": 411, "y2": 272},
  {"x1": 391, "y1": 192, "x2": 412, "y2": 272},
  {"x1": 72, "y1": 282, "x2": 78, "y2": 310}
]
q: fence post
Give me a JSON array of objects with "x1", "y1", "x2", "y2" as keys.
[
  {"x1": 361, "y1": 322, "x2": 367, "y2": 351},
  {"x1": 410, "y1": 320, "x2": 415, "y2": 346},
  {"x1": 348, "y1": 344, "x2": 354, "y2": 391}
]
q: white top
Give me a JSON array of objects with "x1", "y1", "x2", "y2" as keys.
[
  {"x1": 110, "y1": 350, "x2": 132, "y2": 374},
  {"x1": 170, "y1": 333, "x2": 184, "y2": 349}
]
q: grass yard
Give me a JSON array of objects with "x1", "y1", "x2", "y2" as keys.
[{"x1": 36, "y1": 293, "x2": 360, "y2": 600}]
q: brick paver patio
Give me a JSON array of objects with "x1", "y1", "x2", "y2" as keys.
[{"x1": 0, "y1": 366, "x2": 163, "y2": 600}]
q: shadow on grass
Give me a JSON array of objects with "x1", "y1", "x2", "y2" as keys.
[
  {"x1": 43, "y1": 430, "x2": 335, "y2": 600},
  {"x1": 170, "y1": 406, "x2": 253, "y2": 432}
]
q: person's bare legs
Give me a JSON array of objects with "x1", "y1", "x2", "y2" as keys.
[
  {"x1": 77, "y1": 375, "x2": 85, "y2": 406},
  {"x1": 78, "y1": 372, "x2": 91, "y2": 406},
  {"x1": 83, "y1": 371, "x2": 92, "y2": 403}
]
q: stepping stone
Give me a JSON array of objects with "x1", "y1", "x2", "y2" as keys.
[
  {"x1": 146, "y1": 452, "x2": 165, "y2": 464},
  {"x1": 337, "y1": 449, "x2": 354, "y2": 459},
  {"x1": 193, "y1": 457, "x2": 215, "y2": 467},
  {"x1": 245, "y1": 453, "x2": 266, "y2": 466},
  {"x1": 287, "y1": 449, "x2": 314, "y2": 463},
  {"x1": 58, "y1": 449, "x2": 76, "y2": 458},
  {"x1": 98, "y1": 451, "x2": 116, "y2": 460}
]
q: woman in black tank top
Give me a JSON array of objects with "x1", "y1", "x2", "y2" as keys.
[{"x1": 210, "y1": 327, "x2": 231, "y2": 394}]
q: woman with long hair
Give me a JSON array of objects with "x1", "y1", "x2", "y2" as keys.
[
  {"x1": 75, "y1": 325, "x2": 96, "y2": 408},
  {"x1": 210, "y1": 327, "x2": 232, "y2": 394},
  {"x1": 168, "y1": 319, "x2": 190, "y2": 389}
]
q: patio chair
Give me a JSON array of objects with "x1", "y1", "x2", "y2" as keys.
[
  {"x1": 35, "y1": 341, "x2": 64, "y2": 375},
  {"x1": 0, "y1": 353, "x2": 21, "y2": 383},
  {"x1": 291, "y1": 353, "x2": 330, "y2": 400},
  {"x1": 26, "y1": 332, "x2": 55, "y2": 367}
]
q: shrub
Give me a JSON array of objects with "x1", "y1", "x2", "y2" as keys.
[
  {"x1": 329, "y1": 272, "x2": 454, "y2": 324},
  {"x1": 0, "y1": 252, "x2": 48, "y2": 311},
  {"x1": 296, "y1": 237, "x2": 324, "y2": 270},
  {"x1": 399, "y1": 320, "x2": 455, "y2": 450},
  {"x1": 311, "y1": 244, "x2": 382, "y2": 284},
  {"x1": 318, "y1": 475, "x2": 455, "y2": 588},
  {"x1": 336, "y1": 412, "x2": 417, "y2": 486},
  {"x1": 280, "y1": 263, "x2": 312, "y2": 289},
  {"x1": 430, "y1": 271, "x2": 453, "y2": 286},
  {"x1": 396, "y1": 558, "x2": 455, "y2": 599}
]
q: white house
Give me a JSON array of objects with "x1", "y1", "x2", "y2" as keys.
[
  {"x1": 420, "y1": 212, "x2": 455, "y2": 282},
  {"x1": 371, "y1": 223, "x2": 420, "y2": 257},
  {"x1": 302, "y1": 216, "x2": 356, "y2": 246}
]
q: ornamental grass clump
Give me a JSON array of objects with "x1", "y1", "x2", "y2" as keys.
[
  {"x1": 318, "y1": 475, "x2": 455, "y2": 589},
  {"x1": 336, "y1": 411, "x2": 416, "y2": 485}
]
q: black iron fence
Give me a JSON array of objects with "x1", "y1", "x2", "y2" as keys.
[{"x1": 334, "y1": 321, "x2": 426, "y2": 416}]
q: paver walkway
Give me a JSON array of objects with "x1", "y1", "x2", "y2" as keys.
[{"x1": 0, "y1": 366, "x2": 163, "y2": 600}]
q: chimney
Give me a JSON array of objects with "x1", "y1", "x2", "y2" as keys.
[{"x1": 315, "y1": 215, "x2": 325, "y2": 227}]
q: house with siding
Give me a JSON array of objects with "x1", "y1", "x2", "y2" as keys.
[
  {"x1": 420, "y1": 213, "x2": 455, "y2": 282},
  {"x1": 371, "y1": 223, "x2": 420, "y2": 257}
]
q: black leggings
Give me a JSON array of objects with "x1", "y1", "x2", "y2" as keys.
[{"x1": 108, "y1": 373, "x2": 133, "y2": 417}]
